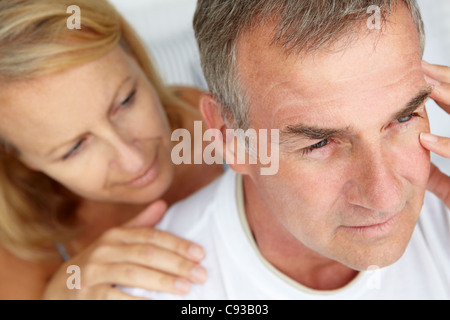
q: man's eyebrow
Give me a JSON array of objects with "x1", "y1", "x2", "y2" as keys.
[
  {"x1": 281, "y1": 125, "x2": 351, "y2": 141},
  {"x1": 389, "y1": 86, "x2": 432, "y2": 122},
  {"x1": 280, "y1": 86, "x2": 432, "y2": 142},
  {"x1": 44, "y1": 75, "x2": 133, "y2": 158}
]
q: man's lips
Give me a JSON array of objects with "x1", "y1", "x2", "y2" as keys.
[{"x1": 339, "y1": 211, "x2": 402, "y2": 238}]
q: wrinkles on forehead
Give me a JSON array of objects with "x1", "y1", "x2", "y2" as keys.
[{"x1": 236, "y1": 11, "x2": 423, "y2": 131}]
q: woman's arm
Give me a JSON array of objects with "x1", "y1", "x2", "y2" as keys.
[{"x1": 0, "y1": 245, "x2": 60, "y2": 299}]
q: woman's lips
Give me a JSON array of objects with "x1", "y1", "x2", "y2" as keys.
[{"x1": 123, "y1": 154, "x2": 159, "y2": 188}]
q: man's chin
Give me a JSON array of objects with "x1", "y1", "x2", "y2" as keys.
[
  {"x1": 336, "y1": 202, "x2": 423, "y2": 271},
  {"x1": 338, "y1": 228, "x2": 418, "y2": 271},
  {"x1": 341, "y1": 245, "x2": 408, "y2": 272}
]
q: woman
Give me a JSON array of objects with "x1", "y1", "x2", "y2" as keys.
[{"x1": 0, "y1": 0, "x2": 223, "y2": 299}]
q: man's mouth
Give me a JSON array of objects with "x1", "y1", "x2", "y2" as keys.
[{"x1": 339, "y1": 211, "x2": 402, "y2": 238}]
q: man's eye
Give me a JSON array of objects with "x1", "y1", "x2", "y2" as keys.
[
  {"x1": 397, "y1": 114, "x2": 413, "y2": 123},
  {"x1": 395, "y1": 112, "x2": 421, "y2": 124},
  {"x1": 302, "y1": 139, "x2": 330, "y2": 155},
  {"x1": 310, "y1": 139, "x2": 329, "y2": 149}
]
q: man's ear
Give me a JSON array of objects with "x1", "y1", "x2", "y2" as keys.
[
  {"x1": 200, "y1": 94, "x2": 251, "y2": 175},
  {"x1": 200, "y1": 93, "x2": 225, "y2": 134}
]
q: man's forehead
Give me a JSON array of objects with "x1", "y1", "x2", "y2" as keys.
[
  {"x1": 272, "y1": 73, "x2": 427, "y2": 136},
  {"x1": 236, "y1": 0, "x2": 422, "y2": 103},
  {"x1": 238, "y1": 34, "x2": 421, "y2": 95}
]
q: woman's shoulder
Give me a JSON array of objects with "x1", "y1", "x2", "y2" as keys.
[
  {"x1": 168, "y1": 86, "x2": 205, "y2": 111},
  {"x1": 164, "y1": 86, "x2": 224, "y2": 205},
  {"x1": 167, "y1": 85, "x2": 211, "y2": 137}
]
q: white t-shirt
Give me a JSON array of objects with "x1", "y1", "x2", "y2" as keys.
[{"x1": 125, "y1": 169, "x2": 450, "y2": 299}]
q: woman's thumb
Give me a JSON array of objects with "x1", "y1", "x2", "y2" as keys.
[{"x1": 124, "y1": 200, "x2": 168, "y2": 228}]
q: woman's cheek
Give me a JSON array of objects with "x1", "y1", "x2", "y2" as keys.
[{"x1": 45, "y1": 160, "x2": 109, "y2": 198}]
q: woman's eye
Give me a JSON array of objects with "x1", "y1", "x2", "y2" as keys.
[
  {"x1": 111, "y1": 89, "x2": 137, "y2": 116},
  {"x1": 62, "y1": 139, "x2": 85, "y2": 160},
  {"x1": 120, "y1": 90, "x2": 136, "y2": 107}
]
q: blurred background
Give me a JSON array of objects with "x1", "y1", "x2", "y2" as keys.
[{"x1": 109, "y1": 0, "x2": 450, "y2": 175}]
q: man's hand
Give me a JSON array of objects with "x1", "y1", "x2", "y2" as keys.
[{"x1": 420, "y1": 61, "x2": 450, "y2": 208}]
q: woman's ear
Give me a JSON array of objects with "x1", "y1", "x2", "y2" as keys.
[{"x1": 200, "y1": 94, "x2": 251, "y2": 175}]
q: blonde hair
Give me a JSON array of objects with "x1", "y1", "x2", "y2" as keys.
[{"x1": 0, "y1": 0, "x2": 187, "y2": 260}]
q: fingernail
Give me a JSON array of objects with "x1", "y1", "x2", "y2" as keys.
[
  {"x1": 424, "y1": 75, "x2": 441, "y2": 87},
  {"x1": 188, "y1": 245, "x2": 204, "y2": 260},
  {"x1": 421, "y1": 133, "x2": 438, "y2": 143},
  {"x1": 191, "y1": 265, "x2": 208, "y2": 282},
  {"x1": 174, "y1": 278, "x2": 190, "y2": 293}
]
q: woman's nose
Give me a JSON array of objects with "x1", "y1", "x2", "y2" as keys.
[{"x1": 112, "y1": 138, "x2": 146, "y2": 174}]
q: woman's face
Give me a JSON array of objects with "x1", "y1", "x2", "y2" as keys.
[{"x1": 0, "y1": 46, "x2": 175, "y2": 203}]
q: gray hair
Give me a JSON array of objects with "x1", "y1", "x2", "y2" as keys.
[{"x1": 193, "y1": 0, "x2": 425, "y2": 130}]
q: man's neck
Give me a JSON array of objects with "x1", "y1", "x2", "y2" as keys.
[{"x1": 242, "y1": 175, "x2": 358, "y2": 291}]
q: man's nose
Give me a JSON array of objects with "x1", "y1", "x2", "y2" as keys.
[{"x1": 345, "y1": 148, "x2": 404, "y2": 213}]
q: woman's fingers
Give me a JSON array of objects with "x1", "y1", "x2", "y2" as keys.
[
  {"x1": 90, "y1": 243, "x2": 207, "y2": 284},
  {"x1": 104, "y1": 227, "x2": 205, "y2": 262},
  {"x1": 84, "y1": 262, "x2": 193, "y2": 295},
  {"x1": 77, "y1": 228, "x2": 207, "y2": 296}
]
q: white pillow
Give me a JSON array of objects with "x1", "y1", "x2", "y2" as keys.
[{"x1": 109, "y1": 0, "x2": 206, "y2": 89}]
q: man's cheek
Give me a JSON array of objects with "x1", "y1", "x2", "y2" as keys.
[{"x1": 392, "y1": 132, "x2": 430, "y2": 188}]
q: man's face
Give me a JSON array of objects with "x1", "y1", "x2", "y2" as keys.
[{"x1": 237, "y1": 4, "x2": 431, "y2": 270}]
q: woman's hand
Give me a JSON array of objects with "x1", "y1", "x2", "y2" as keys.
[
  {"x1": 42, "y1": 201, "x2": 207, "y2": 300},
  {"x1": 420, "y1": 61, "x2": 450, "y2": 208}
]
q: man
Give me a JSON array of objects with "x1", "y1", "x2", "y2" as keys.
[{"x1": 128, "y1": 0, "x2": 450, "y2": 299}]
